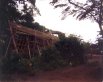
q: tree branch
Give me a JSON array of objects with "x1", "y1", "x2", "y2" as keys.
[{"x1": 68, "y1": 0, "x2": 97, "y2": 21}]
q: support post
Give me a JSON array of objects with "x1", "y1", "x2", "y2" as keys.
[
  {"x1": 9, "y1": 22, "x2": 18, "y2": 54},
  {"x1": 5, "y1": 37, "x2": 11, "y2": 56},
  {"x1": 26, "y1": 36, "x2": 31, "y2": 59}
]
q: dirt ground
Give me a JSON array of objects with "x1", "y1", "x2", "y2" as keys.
[{"x1": 0, "y1": 55, "x2": 103, "y2": 82}]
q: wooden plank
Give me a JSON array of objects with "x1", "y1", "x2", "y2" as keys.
[
  {"x1": 5, "y1": 37, "x2": 12, "y2": 56},
  {"x1": 9, "y1": 22, "x2": 19, "y2": 54},
  {"x1": 26, "y1": 36, "x2": 31, "y2": 59},
  {"x1": 10, "y1": 22, "x2": 58, "y2": 41}
]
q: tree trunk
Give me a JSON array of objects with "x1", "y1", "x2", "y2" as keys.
[
  {"x1": 0, "y1": 0, "x2": 11, "y2": 56},
  {"x1": 99, "y1": 0, "x2": 103, "y2": 37}
]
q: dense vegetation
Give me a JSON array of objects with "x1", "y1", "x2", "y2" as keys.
[
  {"x1": 0, "y1": 0, "x2": 101, "y2": 76},
  {"x1": 0, "y1": 0, "x2": 39, "y2": 55},
  {"x1": 0, "y1": 34, "x2": 90, "y2": 74}
]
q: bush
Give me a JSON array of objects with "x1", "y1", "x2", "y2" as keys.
[
  {"x1": 18, "y1": 58, "x2": 33, "y2": 73},
  {"x1": 0, "y1": 35, "x2": 87, "y2": 74},
  {"x1": 39, "y1": 35, "x2": 86, "y2": 70},
  {"x1": 0, "y1": 53, "x2": 33, "y2": 74},
  {"x1": 55, "y1": 36, "x2": 86, "y2": 66},
  {"x1": 0, "y1": 54, "x2": 21, "y2": 74},
  {"x1": 31, "y1": 55, "x2": 41, "y2": 72},
  {"x1": 40, "y1": 46, "x2": 65, "y2": 70}
]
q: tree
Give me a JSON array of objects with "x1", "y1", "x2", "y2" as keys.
[
  {"x1": 55, "y1": 34, "x2": 85, "y2": 65},
  {"x1": 96, "y1": 34, "x2": 103, "y2": 54},
  {"x1": 51, "y1": 0, "x2": 103, "y2": 56},
  {"x1": 0, "y1": 0, "x2": 37, "y2": 56},
  {"x1": 51, "y1": 0, "x2": 103, "y2": 37}
]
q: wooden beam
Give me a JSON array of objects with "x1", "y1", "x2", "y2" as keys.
[
  {"x1": 9, "y1": 22, "x2": 18, "y2": 54},
  {"x1": 26, "y1": 36, "x2": 31, "y2": 59},
  {"x1": 5, "y1": 37, "x2": 12, "y2": 56}
]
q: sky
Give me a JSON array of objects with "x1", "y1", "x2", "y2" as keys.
[{"x1": 34, "y1": 0, "x2": 100, "y2": 43}]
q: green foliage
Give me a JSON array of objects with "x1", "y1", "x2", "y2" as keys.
[
  {"x1": 51, "y1": 0, "x2": 103, "y2": 22},
  {"x1": 51, "y1": 0, "x2": 103, "y2": 38},
  {"x1": 20, "y1": 22, "x2": 48, "y2": 32},
  {"x1": 58, "y1": 33, "x2": 66, "y2": 40},
  {"x1": 0, "y1": 54, "x2": 21, "y2": 73},
  {"x1": 0, "y1": 54, "x2": 33, "y2": 74},
  {"x1": 0, "y1": 34, "x2": 87, "y2": 73},
  {"x1": 55, "y1": 35, "x2": 85, "y2": 65},
  {"x1": 31, "y1": 55, "x2": 41, "y2": 72},
  {"x1": 40, "y1": 46, "x2": 65, "y2": 70},
  {"x1": 0, "y1": 0, "x2": 37, "y2": 56},
  {"x1": 3, "y1": 0, "x2": 39, "y2": 25},
  {"x1": 39, "y1": 35, "x2": 86, "y2": 70},
  {"x1": 82, "y1": 42, "x2": 91, "y2": 54}
]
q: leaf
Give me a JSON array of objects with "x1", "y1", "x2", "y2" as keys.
[
  {"x1": 55, "y1": 4, "x2": 67, "y2": 8},
  {"x1": 50, "y1": 0, "x2": 58, "y2": 4},
  {"x1": 28, "y1": 0, "x2": 36, "y2": 6},
  {"x1": 65, "y1": 6, "x2": 70, "y2": 11}
]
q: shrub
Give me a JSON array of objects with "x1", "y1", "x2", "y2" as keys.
[
  {"x1": 0, "y1": 54, "x2": 21, "y2": 74},
  {"x1": 55, "y1": 36, "x2": 86, "y2": 66},
  {"x1": 31, "y1": 55, "x2": 41, "y2": 72},
  {"x1": 0, "y1": 53, "x2": 33, "y2": 74},
  {"x1": 40, "y1": 46, "x2": 65, "y2": 70},
  {"x1": 0, "y1": 35, "x2": 87, "y2": 74}
]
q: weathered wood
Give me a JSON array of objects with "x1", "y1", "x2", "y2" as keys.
[
  {"x1": 8, "y1": 22, "x2": 59, "y2": 56},
  {"x1": 5, "y1": 37, "x2": 12, "y2": 56},
  {"x1": 9, "y1": 22, "x2": 18, "y2": 54},
  {"x1": 26, "y1": 36, "x2": 31, "y2": 59},
  {"x1": 11, "y1": 22, "x2": 58, "y2": 41}
]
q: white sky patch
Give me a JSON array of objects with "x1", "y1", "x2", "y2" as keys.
[{"x1": 35, "y1": 0, "x2": 100, "y2": 43}]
